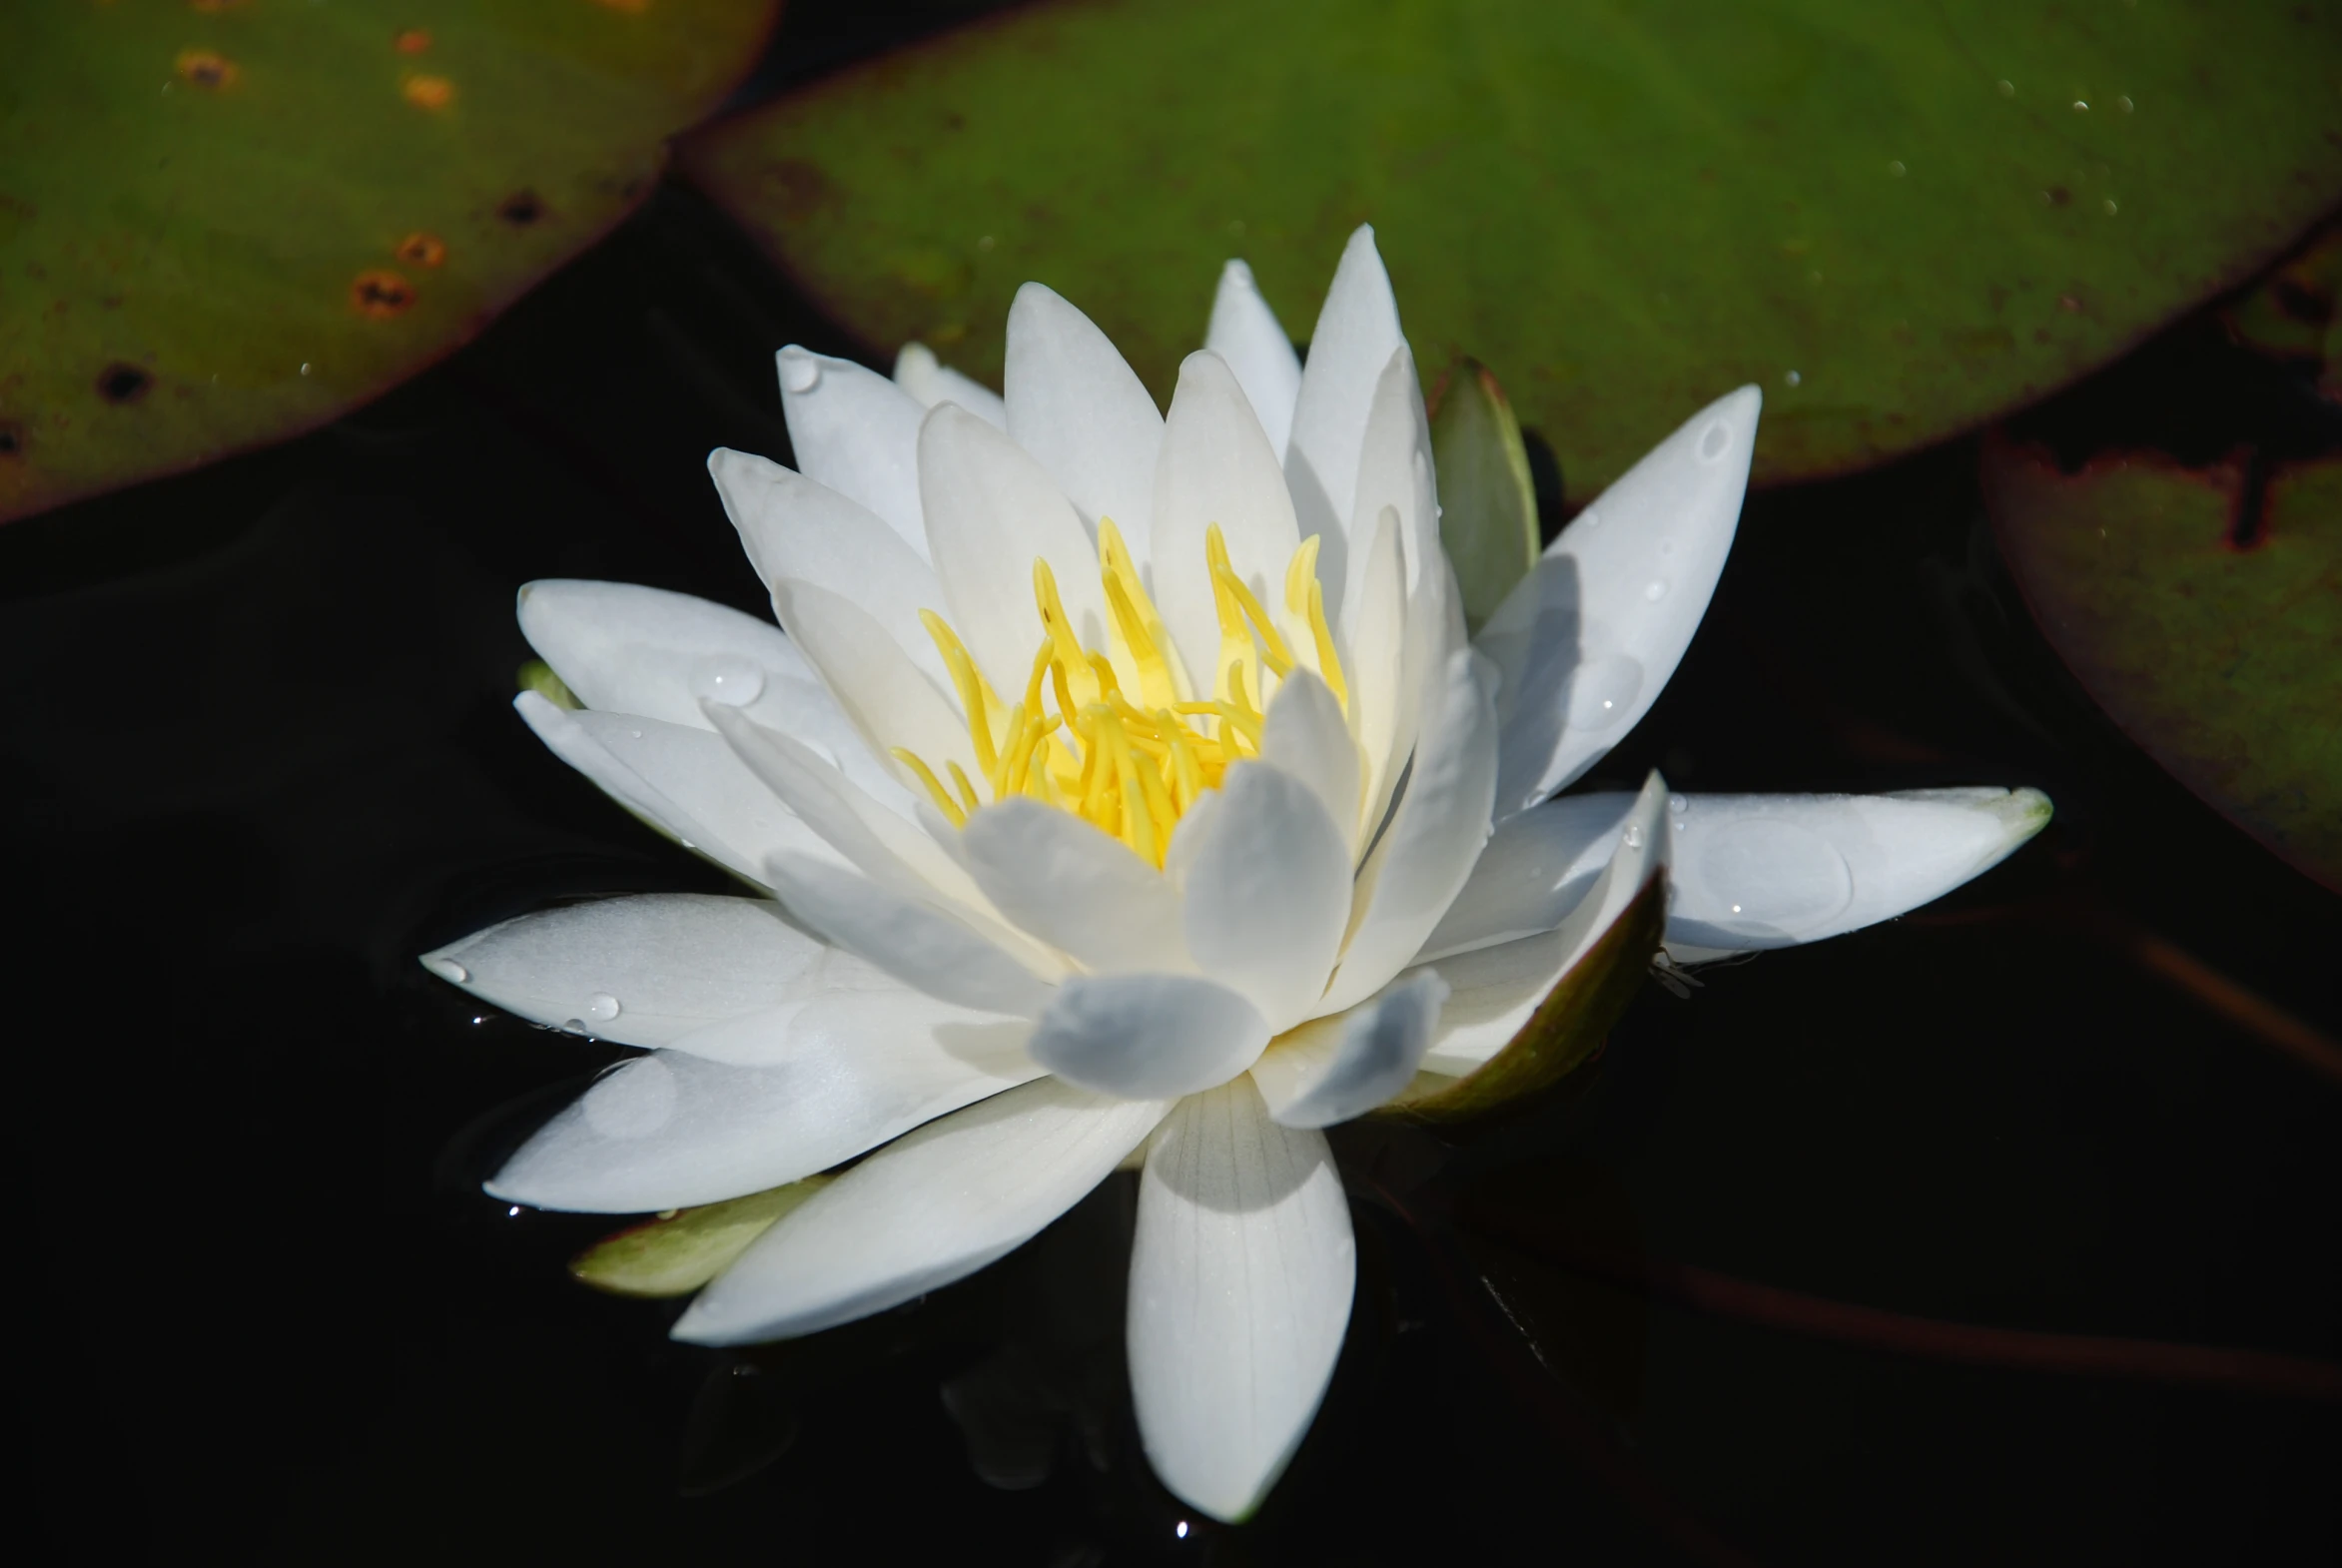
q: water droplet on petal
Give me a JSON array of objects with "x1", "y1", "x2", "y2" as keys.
[
  {"x1": 1698, "y1": 821, "x2": 1855, "y2": 934},
  {"x1": 423, "y1": 957, "x2": 469, "y2": 984},
  {"x1": 1697, "y1": 420, "x2": 1732, "y2": 462},
  {"x1": 780, "y1": 351, "x2": 821, "y2": 394},
  {"x1": 1564, "y1": 654, "x2": 1644, "y2": 732},
  {"x1": 691, "y1": 656, "x2": 765, "y2": 707},
  {"x1": 1668, "y1": 794, "x2": 1689, "y2": 814},
  {"x1": 1579, "y1": 508, "x2": 1602, "y2": 529},
  {"x1": 563, "y1": 1018, "x2": 589, "y2": 1036},
  {"x1": 587, "y1": 992, "x2": 621, "y2": 1022},
  {"x1": 1643, "y1": 579, "x2": 1670, "y2": 602},
  {"x1": 1622, "y1": 821, "x2": 1646, "y2": 849}
]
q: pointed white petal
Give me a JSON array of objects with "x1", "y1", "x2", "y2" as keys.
[
  {"x1": 421, "y1": 894, "x2": 824, "y2": 1049},
  {"x1": 1004, "y1": 283, "x2": 1164, "y2": 558},
  {"x1": 1029, "y1": 974, "x2": 1269, "y2": 1099},
  {"x1": 1661, "y1": 786, "x2": 2052, "y2": 955},
  {"x1": 1340, "y1": 344, "x2": 1438, "y2": 628},
  {"x1": 674, "y1": 1079, "x2": 1171, "y2": 1343},
  {"x1": 518, "y1": 578, "x2": 823, "y2": 730},
  {"x1": 1479, "y1": 386, "x2": 1760, "y2": 818},
  {"x1": 769, "y1": 577, "x2": 980, "y2": 795},
  {"x1": 488, "y1": 1010, "x2": 1039, "y2": 1214},
  {"x1": 703, "y1": 700, "x2": 993, "y2": 916},
  {"x1": 1152, "y1": 349, "x2": 1304, "y2": 688},
  {"x1": 1180, "y1": 762, "x2": 1353, "y2": 1033},
  {"x1": 1417, "y1": 774, "x2": 1669, "y2": 1074},
  {"x1": 959, "y1": 798, "x2": 1191, "y2": 972},
  {"x1": 1259, "y1": 669, "x2": 1362, "y2": 858},
  {"x1": 765, "y1": 850, "x2": 1063, "y2": 1016},
  {"x1": 1417, "y1": 792, "x2": 1634, "y2": 960},
  {"x1": 1344, "y1": 504, "x2": 1408, "y2": 833},
  {"x1": 1129, "y1": 1079, "x2": 1353, "y2": 1523},
  {"x1": 777, "y1": 347, "x2": 931, "y2": 557},
  {"x1": 1319, "y1": 648, "x2": 1500, "y2": 1014},
  {"x1": 918, "y1": 402, "x2": 1110, "y2": 693},
  {"x1": 1250, "y1": 971, "x2": 1447, "y2": 1129},
  {"x1": 1205, "y1": 259, "x2": 1303, "y2": 459},
  {"x1": 1285, "y1": 226, "x2": 1404, "y2": 615},
  {"x1": 893, "y1": 342, "x2": 1009, "y2": 429},
  {"x1": 707, "y1": 448, "x2": 953, "y2": 693}
]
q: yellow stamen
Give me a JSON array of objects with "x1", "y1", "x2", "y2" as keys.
[
  {"x1": 892, "y1": 747, "x2": 966, "y2": 827},
  {"x1": 921, "y1": 610, "x2": 1009, "y2": 774},
  {"x1": 1098, "y1": 518, "x2": 1185, "y2": 707},
  {"x1": 1285, "y1": 534, "x2": 1349, "y2": 712},
  {"x1": 946, "y1": 761, "x2": 983, "y2": 818}
]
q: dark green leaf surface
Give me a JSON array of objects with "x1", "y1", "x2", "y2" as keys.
[
  {"x1": 0, "y1": 0, "x2": 776, "y2": 522},
  {"x1": 1984, "y1": 437, "x2": 2342, "y2": 891},
  {"x1": 682, "y1": 0, "x2": 2342, "y2": 504}
]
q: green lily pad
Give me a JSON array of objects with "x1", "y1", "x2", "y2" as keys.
[
  {"x1": 0, "y1": 0, "x2": 776, "y2": 523},
  {"x1": 1982, "y1": 436, "x2": 2342, "y2": 891},
  {"x1": 1430, "y1": 358, "x2": 1540, "y2": 633},
  {"x1": 1391, "y1": 873, "x2": 1666, "y2": 1124},
  {"x1": 680, "y1": 0, "x2": 2342, "y2": 504},
  {"x1": 571, "y1": 1176, "x2": 832, "y2": 1298}
]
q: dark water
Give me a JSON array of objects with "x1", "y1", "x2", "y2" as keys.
[{"x1": 12, "y1": 13, "x2": 2340, "y2": 1565}]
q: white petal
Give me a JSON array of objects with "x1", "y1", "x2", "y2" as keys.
[
  {"x1": 1180, "y1": 762, "x2": 1353, "y2": 1033},
  {"x1": 769, "y1": 577, "x2": 980, "y2": 795},
  {"x1": 1250, "y1": 971, "x2": 1447, "y2": 1129},
  {"x1": 489, "y1": 1009, "x2": 1039, "y2": 1214},
  {"x1": 918, "y1": 402, "x2": 1110, "y2": 693},
  {"x1": 1128, "y1": 1079, "x2": 1353, "y2": 1523},
  {"x1": 1416, "y1": 791, "x2": 1629, "y2": 961},
  {"x1": 514, "y1": 693, "x2": 817, "y2": 887},
  {"x1": 1004, "y1": 283, "x2": 1164, "y2": 558},
  {"x1": 1344, "y1": 504, "x2": 1408, "y2": 833},
  {"x1": 706, "y1": 448, "x2": 953, "y2": 693},
  {"x1": 1258, "y1": 669, "x2": 1362, "y2": 858},
  {"x1": 1285, "y1": 225, "x2": 1404, "y2": 616},
  {"x1": 959, "y1": 799, "x2": 1191, "y2": 972},
  {"x1": 674, "y1": 1078, "x2": 1171, "y2": 1343},
  {"x1": 1479, "y1": 386, "x2": 1761, "y2": 818},
  {"x1": 893, "y1": 341, "x2": 1009, "y2": 429},
  {"x1": 1417, "y1": 773, "x2": 1669, "y2": 1075},
  {"x1": 777, "y1": 347, "x2": 931, "y2": 558},
  {"x1": 517, "y1": 579, "x2": 825, "y2": 734},
  {"x1": 764, "y1": 850, "x2": 1063, "y2": 1016},
  {"x1": 1319, "y1": 648, "x2": 1500, "y2": 1015},
  {"x1": 1340, "y1": 344, "x2": 1438, "y2": 628},
  {"x1": 421, "y1": 894, "x2": 823, "y2": 1049},
  {"x1": 1661, "y1": 786, "x2": 2053, "y2": 956},
  {"x1": 703, "y1": 699, "x2": 993, "y2": 916},
  {"x1": 1205, "y1": 259, "x2": 1303, "y2": 460},
  {"x1": 1152, "y1": 350, "x2": 1303, "y2": 689},
  {"x1": 1029, "y1": 974, "x2": 1270, "y2": 1099}
]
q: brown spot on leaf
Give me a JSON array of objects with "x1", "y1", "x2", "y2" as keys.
[
  {"x1": 351, "y1": 270, "x2": 416, "y2": 318},
  {"x1": 0, "y1": 420, "x2": 23, "y2": 457},
  {"x1": 175, "y1": 49, "x2": 240, "y2": 89},
  {"x1": 2058, "y1": 294, "x2": 2083, "y2": 314},
  {"x1": 396, "y1": 232, "x2": 447, "y2": 267},
  {"x1": 394, "y1": 28, "x2": 431, "y2": 54},
  {"x1": 2043, "y1": 186, "x2": 2071, "y2": 207},
  {"x1": 402, "y1": 75, "x2": 454, "y2": 110},
  {"x1": 497, "y1": 190, "x2": 545, "y2": 226},
  {"x1": 97, "y1": 364, "x2": 152, "y2": 403}
]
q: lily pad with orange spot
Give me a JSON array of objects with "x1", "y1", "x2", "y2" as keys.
[
  {"x1": 1983, "y1": 435, "x2": 2342, "y2": 890},
  {"x1": 0, "y1": 0, "x2": 778, "y2": 523}
]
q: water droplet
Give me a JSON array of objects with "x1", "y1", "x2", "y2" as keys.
[
  {"x1": 423, "y1": 957, "x2": 469, "y2": 984},
  {"x1": 1175, "y1": 1522, "x2": 1190, "y2": 1540},
  {"x1": 508, "y1": 1204, "x2": 523, "y2": 1217},
  {"x1": 1731, "y1": 904, "x2": 1743, "y2": 914},
  {"x1": 1697, "y1": 421, "x2": 1731, "y2": 462},
  {"x1": 976, "y1": 234, "x2": 996, "y2": 252},
  {"x1": 2071, "y1": 99, "x2": 2088, "y2": 113},
  {"x1": 563, "y1": 1018, "x2": 588, "y2": 1036},
  {"x1": 1643, "y1": 579, "x2": 1669, "y2": 602},
  {"x1": 587, "y1": 992, "x2": 621, "y2": 1022},
  {"x1": 583, "y1": 1058, "x2": 679, "y2": 1141},
  {"x1": 1784, "y1": 369, "x2": 1802, "y2": 388},
  {"x1": 1564, "y1": 654, "x2": 1644, "y2": 732},
  {"x1": 678, "y1": 840, "x2": 696, "y2": 850},
  {"x1": 1697, "y1": 821, "x2": 1855, "y2": 934},
  {"x1": 299, "y1": 362, "x2": 312, "y2": 377},
  {"x1": 1669, "y1": 794, "x2": 1689, "y2": 814},
  {"x1": 690, "y1": 655, "x2": 765, "y2": 707},
  {"x1": 1995, "y1": 79, "x2": 2015, "y2": 97},
  {"x1": 2117, "y1": 95, "x2": 2133, "y2": 113},
  {"x1": 1579, "y1": 508, "x2": 1602, "y2": 529},
  {"x1": 2100, "y1": 198, "x2": 2118, "y2": 216},
  {"x1": 1887, "y1": 159, "x2": 1906, "y2": 177},
  {"x1": 780, "y1": 351, "x2": 822, "y2": 394},
  {"x1": 1622, "y1": 821, "x2": 1646, "y2": 850},
  {"x1": 628, "y1": 728, "x2": 643, "y2": 740}
]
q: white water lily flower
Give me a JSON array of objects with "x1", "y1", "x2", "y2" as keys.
[{"x1": 422, "y1": 228, "x2": 2049, "y2": 1522}]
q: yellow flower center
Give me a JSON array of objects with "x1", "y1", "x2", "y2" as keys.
[{"x1": 895, "y1": 521, "x2": 1349, "y2": 867}]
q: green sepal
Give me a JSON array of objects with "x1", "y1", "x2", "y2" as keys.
[
  {"x1": 517, "y1": 658, "x2": 580, "y2": 710},
  {"x1": 1385, "y1": 872, "x2": 1666, "y2": 1124},
  {"x1": 570, "y1": 1176, "x2": 832, "y2": 1299},
  {"x1": 1430, "y1": 358, "x2": 1541, "y2": 633}
]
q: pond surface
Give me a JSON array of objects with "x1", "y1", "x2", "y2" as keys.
[{"x1": 9, "y1": 22, "x2": 2339, "y2": 1566}]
